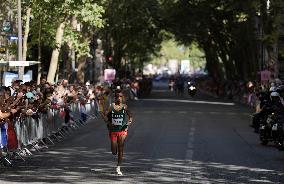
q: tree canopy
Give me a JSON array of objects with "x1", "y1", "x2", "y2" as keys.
[
  {"x1": 1, "y1": 0, "x2": 284, "y2": 82},
  {"x1": 161, "y1": 0, "x2": 284, "y2": 81}
]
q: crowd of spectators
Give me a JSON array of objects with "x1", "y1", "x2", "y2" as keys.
[
  {"x1": 197, "y1": 77, "x2": 282, "y2": 108},
  {"x1": 111, "y1": 76, "x2": 153, "y2": 100},
  {"x1": 0, "y1": 75, "x2": 153, "y2": 166},
  {"x1": 0, "y1": 77, "x2": 108, "y2": 162}
]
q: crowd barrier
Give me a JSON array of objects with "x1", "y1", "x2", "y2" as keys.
[{"x1": 0, "y1": 98, "x2": 101, "y2": 166}]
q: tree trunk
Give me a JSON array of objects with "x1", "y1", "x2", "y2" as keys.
[
  {"x1": 218, "y1": 48, "x2": 234, "y2": 80},
  {"x1": 200, "y1": 36, "x2": 221, "y2": 80},
  {"x1": 37, "y1": 18, "x2": 42, "y2": 85},
  {"x1": 113, "y1": 43, "x2": 123, "y2": 77},
  {"x1": 47, "y1": 22, "x2": 65, "y2": 83},
  {"x1": 67, "y1": 16, "x2": 77, "y2": 82},
  {"x1": 18, "y1": 6, "x2": 31, "y2": 81},
  {"x1": 23, "y1": 7, "x2": 31, "y2": 61},
  {"x1": 203, "y1": 42, "x2": 223, "y2": 81},
  {"x1": 77, "y1": 56, "x2": 86, "y2": 83}
]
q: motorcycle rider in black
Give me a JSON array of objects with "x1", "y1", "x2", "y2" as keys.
[
  {"x1": 252, "y1": 91, "x2": 271, "y2": 132},
  {"x1": 269, "y1": 91, "x2": 284, "y2": 149}
]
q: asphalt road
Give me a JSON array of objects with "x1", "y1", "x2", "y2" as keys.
[{"x1": 1, "y1": 81, "x2": 284, "y2": 184}]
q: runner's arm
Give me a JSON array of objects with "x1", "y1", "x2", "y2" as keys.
[
  {"x1": 102, "y1": 104, "x2": 112, "y2": 123},
  {"x1": 124, "y1": 104, "x2": 133, "y2": 124}
]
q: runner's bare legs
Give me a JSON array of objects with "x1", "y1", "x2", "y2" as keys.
[
  {"x1": 117, "y1": 134, "x2": 126, "y2": 166},
  {"x1": 115, "y1": 134, "x2": 126, "y2": 175},
  {"x1": 111, "y1": 139, "x2": 118, "y2": 155}
]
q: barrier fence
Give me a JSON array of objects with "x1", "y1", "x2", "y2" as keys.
[
  {"x1": 0, "y1": 98, "x2": 100, "y2": 166},
  {"x1": 0, "y1": 86, "x2": 147, "y2": 167}
]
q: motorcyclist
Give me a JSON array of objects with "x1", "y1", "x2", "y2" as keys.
[
  {"x1": 269, "y1": 91, "x2": 284, "y2": 149},
  {"x1": 256, "y1": 82, "x2": 282, "y2": 120},
  {"x1": 269, "y1": 92, "x2": 284, "y2": 115},
  {"x1": 187, "y1": 79, "x2": 197, "y2": 96},
  {"x1": 251, "y1": 91, "x2": 271, "y2": 132}
]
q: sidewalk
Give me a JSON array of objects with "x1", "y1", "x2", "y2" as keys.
[{"x1": 198, "y1": 87, "x2": 254, "y2": 110}]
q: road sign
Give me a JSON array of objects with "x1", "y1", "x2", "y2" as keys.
[
  {"x1": 9, "y1": 61, "x2": 29, "y2": 67},
  {"x1": 8, "y1": 35, "x2": 18, "y2": 40},
  {"x1": 2, "y1": 21, "x2": 11, "y2": 33},
  {"x1": 3, "y1": 70, "x2": 32, "y2": 87},
  {"x1": 260, "y1": 69, "x2": 271, "y2": 82},
  {"x1": 104, "y1": 69, "x2": 116, "y2": 81}
]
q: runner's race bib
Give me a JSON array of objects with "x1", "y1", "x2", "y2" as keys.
[{"x1": 112, "y1": 118, "x2": 123, "y2": 126}]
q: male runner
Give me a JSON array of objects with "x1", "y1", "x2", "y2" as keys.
[{"x1": 103, "y1": 89, "x2": 133, "y2": 176}]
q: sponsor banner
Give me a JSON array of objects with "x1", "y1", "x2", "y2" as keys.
[{"x1": 104, "y1": 69, "x2": 116, "y2": 82}]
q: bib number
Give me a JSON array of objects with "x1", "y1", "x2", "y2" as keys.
[{"x1": 112, "y1": 118, "x2": 123, "y2": 125}]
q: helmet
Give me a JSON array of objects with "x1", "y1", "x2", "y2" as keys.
[
  {"x1": 270, "y1": 92, "x2": 280, "y2": 97},
  {"x1": 275, "y1": 78, "x2": 282, "y2": 86},
  {"x1": 270, "y1": 91, "x2": 280, "y2": 102},
  {"x1": 270, "y1": 87, "x2": 277, "y2": 92},
  {"x1": 276, "y1": 85, "x2": 284, "y2": 93},
  {"x1": 269, "y1": 82, "x2": 276, "y2": 91}
]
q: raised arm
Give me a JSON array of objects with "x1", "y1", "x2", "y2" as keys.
[
  {"x1": 102, "y1": 103, "x2": 112, "y2": 123},
  {"x1": 124, "y1": 104, "x2": 133, "y2": 124}
]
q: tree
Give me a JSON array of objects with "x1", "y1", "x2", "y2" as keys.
[
  {"x1": 161, "y1": 0, "x2": 261, "y2": 81},
  {"x1": 100, "y1": 0, "x2": 164, "y2": 77},
  {"x1": 23, "y1": 0, "x2": 104, "y2": 83},
  {"x1": 259, "y1": 0, "x2": 284, "y2": 77}
]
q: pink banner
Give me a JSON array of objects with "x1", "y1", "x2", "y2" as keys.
[
  {"x1": 260, "y1": 70, "x2": 271, "y2": 82},
  {"x1": 104, "y1": 69, "x2": 116, "y2": 81}
]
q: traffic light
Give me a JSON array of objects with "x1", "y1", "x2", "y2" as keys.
[{"x1": 107, "y1": 56, "x2": 113, "y2": 62}]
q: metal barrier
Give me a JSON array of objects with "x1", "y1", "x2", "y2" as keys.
[{"x1": 0, "y1": 98, "x2": 101, "y2": 166}]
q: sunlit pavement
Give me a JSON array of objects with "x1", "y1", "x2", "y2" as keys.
[{"x1": 1, "y1": 81, "x2": 284, "y2": 183}]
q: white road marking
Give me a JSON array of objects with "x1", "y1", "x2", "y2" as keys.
[
  {"x1": 194, "y1": 111, "x2": 203, "y2": 114},
  {"x1": 143, "y1": 111, "x2": 154, "y2": 114},
  {"x1": 161, "y1": 111, "x2": 170, "y2": 114},
  {"x1": 184, "y1": 118, "x2": 195, "y2": 182},
  {"x1": 141, "y1": 98, "x2": 235, "y2": 106},
  {"x1": 209, "y1": 111, "x2": 220, "y2": 115}
]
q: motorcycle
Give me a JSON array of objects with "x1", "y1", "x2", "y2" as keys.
[
  {"x1": 251, "y1": 97, "x2": 271, "y2": 133},
  {"x1": 259, "y1": 113, "x2": 284, "y2": 149},
  {"x1": 187, "y1": 82, "x2": 196, "y2": 97}
]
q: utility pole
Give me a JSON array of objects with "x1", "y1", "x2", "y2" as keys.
[{"x1": 17, "y1": 0, "x2": 24, "y2": 80}]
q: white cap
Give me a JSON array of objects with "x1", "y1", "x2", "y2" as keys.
[
  {"x1": 271, "y1": 91, "x2": 280, "y2": 97},
  {"x1": 275, "y1": 78, "x2": 282, "y2": 86},
  {"x1": 270, "y1": 86, "x2": 276, "y2": 91}
]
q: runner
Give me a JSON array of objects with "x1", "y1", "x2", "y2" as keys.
[{"x1": 103, "y1": 89, "x2": 133, "y2": 176}]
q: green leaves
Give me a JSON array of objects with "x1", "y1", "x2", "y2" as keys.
[
  {"x1": 26, "y1": 0, "x2": 105, "y2": 57},
  {"x1": 100, "y1": 0, "x2": 164, "y2": 72},
  {"x1": 162, "y1": 0, "x2": 266, "y2": 80},
  {"x1": 63, "y1": 24, "x2": 90, "y2": 57},
  {"x1": 74, "y1": 2, "x2": 104, "y2": 27}
]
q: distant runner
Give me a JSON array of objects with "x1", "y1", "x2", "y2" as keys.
[{"x1": 103, "y1": 89, "x2": 133, "y2": 176}]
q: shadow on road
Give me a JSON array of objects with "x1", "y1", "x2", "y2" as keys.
[
  {"x1": 0, "y1": 86, "x2": 284, "y2": 183},
  {"x1": 0, "y1": 145, "x2": 283, "y2": 183}
]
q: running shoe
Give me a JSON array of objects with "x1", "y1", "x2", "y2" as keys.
[{"x1": 116, "y1": 166, "x2": 123, "y2": 176}]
